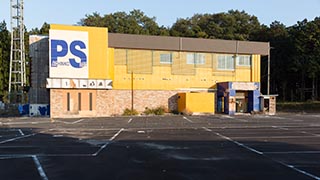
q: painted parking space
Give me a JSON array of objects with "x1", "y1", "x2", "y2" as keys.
[{"x1": 0, "y1": 114, "x2": 319, "y2": 180}]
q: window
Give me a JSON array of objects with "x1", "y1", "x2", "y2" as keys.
[
  {"x1": 89, "y1": 93, "x2": 93, "y2": 111},
  {"x1": 186, "y1": 53, "x2": 205, "y2": 65},
  {"x1": 78, "y1": 93, "x2": 81, "y2": 111},
  {"x1": 236, "y1": 55, "x2": 251, "y2": 66},
  {"x1": 160, "y1": 53, "x2": 172, "y2": 64},
  {"x1": 217, "y1": 55, "x2": 234, "y2": 70},
  {"x1": 67, "y1": 92, "x2": 70, "y2": 111}
]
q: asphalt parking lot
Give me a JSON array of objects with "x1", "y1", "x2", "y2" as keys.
[{"x1": 0, "y1": 113, "x2": 319, "y2": 180}]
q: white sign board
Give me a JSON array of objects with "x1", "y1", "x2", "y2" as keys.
[
  {"x1": 49, "y1": 30, "x2": 89, "y2": 78},
  {"x1": 47, "y1": 78, "x2": 112, "y2": 90}
]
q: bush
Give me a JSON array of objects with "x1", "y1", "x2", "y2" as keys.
[
  {"x1": 143, "y1": 107, "x2": 154, "y2": 115},
  {"x1": 122, "y1": 108, "x2": 139, "y2": 116},
  {"x1": 143, "y1": 106, "x2": 166, "y2": 115},
  {"x1": 153, "y1": 106, "x2": 165, "y2": 115}
]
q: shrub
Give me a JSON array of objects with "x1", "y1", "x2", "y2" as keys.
[
  {"x1": 143, "y1": 106, "x2": 166, "y2": 115},
  {"x1": 153, "y1": 106, "x2": 165, "y2": 115},
  {"x1": 122, "y1": 108, "x2": 139, "y2": 116},
  {"x1": 143, "y1": 107, "x2": 154, "y2": 115}
]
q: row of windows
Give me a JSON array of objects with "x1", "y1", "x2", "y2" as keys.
[
  {"x1": 158, "y1": 52, "x2": 251, "y2": 70},
  {"x1": 67, "y1": 92, "x2": 93, "y2": 111},
  {"x1": 114, "y1": 49, "x2": 252, "y2": 74}
]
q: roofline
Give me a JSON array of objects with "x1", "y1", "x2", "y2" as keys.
[{"x1": 109, "y1": 33, "x2": 269, "y2": 56}]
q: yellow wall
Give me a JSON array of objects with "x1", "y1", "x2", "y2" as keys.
[
  {"x1": 178, "y1": 93, "x2": 215, "y2": 113},
  {"x1": 251, "y1": 55, "x2": 261, "y2": 82},
  {"x1": 112, "y1": 49, "x2": 261, "y2": 90}
]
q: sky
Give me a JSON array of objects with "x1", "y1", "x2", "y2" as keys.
[{"x1": 0, "y1": 0, "x2": 319, "y2": 30}]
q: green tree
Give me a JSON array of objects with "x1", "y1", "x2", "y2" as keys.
[
  {"x1": 170, "y1": 18, "x2": 196, "y2": 37},
  {"x1": 289, "y1": 18, "x2": 320, "y2": 101},
  {"x1": 170, "y1": 10, "x2": 261, "y2": 40},
  {"x1": 29, "y1": 22, "x2": 50, "y2": 35},
  {"x1": 0, "y1": 21, "x2": 10, "y2": 101},
  {"x1": 79, "y1": 10, "x2": 169, "y2": 36},
  {"x1": 268, "y1": 21, "x2": 294, "y2": 101}
]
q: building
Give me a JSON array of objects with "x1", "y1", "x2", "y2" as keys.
[{"x1": 29, "y1": 24, "x2": 271, "y2": 118}]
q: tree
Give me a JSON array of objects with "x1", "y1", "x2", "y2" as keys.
[
  {"x1": 170, "y1": 10, "x2": 261, "y2": 40},
  {"x1": 289, "y1": 18, "x2": 320, "y2": 101},
  {"x1": 79, "y1": 10, "x2": 169, "y2": 36},
  {"x1": 0, "y1": 21, "x2": 10, "y2": 101},
  {"x1": 29, "y1": 22, "x2": 50, "y2": 35}
]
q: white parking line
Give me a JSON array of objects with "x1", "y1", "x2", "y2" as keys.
[
  {"x1": 300, "y1": 131, "x2": 320, "y2": 137},
  {"x1": 55, "y1": 119, "x2": 86, "y2": 125},
  {"x1": 215, "y1": 132, "x2": 263, "y2": 155},
  {"x1": 2, "y1": 121, "x2": 50, "y2": 125},
  {"x1": 32, "y1": 155, "x2": 48, "y2": 180},
  {"x1": 0, "y1": 154, "x2": 32, "y2": 160},
  {"x1": 219, "y1": 135, "x2": 318, "y2": 139},
  {"x1": 18, "y1": 129, "x2": 25, "y2": 136},
  {"x1": 272, "y1": 126, "x2": 289, "y2": 130},
  {"x1": 0, "y1": 154, "x2": 94, "y2": 158},
  {"x1": 264, "y1": 151, "x2": 320, "y2": 154},
  {"x1": 272, "y1": 126, "x2": 320, "y2": 137},
  {"x1": 128, "y1": 118, "x2": 133, "y2": 123},
  {"x1": 210, "y1": 128, "x2": 320, "y2": 180},
  {"x1": 0, "y1": 133, "x2": 36, "y2": 144},
  {"x1": 70, "y1": 119, "x2": 85, "y2": 124},
  {"x1": 202, "y1": 127, "x2": 212, "y2": 132},
  {"x1": 183, "y1": 116, "x2": 193, "y2": 123},
  {"x1": 276, "y1": 160, "x2": 320, "y2": 180},
  {"x1": 49, "y1": 128, "x2": 122, "y2": 131},
  {"x1": 92, "y1": 128, "x2": 124, "y2": 156}
]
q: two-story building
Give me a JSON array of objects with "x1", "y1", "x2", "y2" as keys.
[{"x1": 29, "y1": 24, "x2": 270, "y2": 118}]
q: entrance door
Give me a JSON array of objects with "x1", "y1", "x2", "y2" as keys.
[{"x1": 235, "y1": 91, "x2": 248, "y2": 113}]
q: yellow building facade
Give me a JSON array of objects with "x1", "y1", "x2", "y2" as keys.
[{"x1": 44, "y1": 25, "x2": 269, "y2": 118}]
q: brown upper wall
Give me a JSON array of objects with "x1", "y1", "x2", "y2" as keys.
[{"x1": 109, "y1": 33, "x2": 269, "y2": 56}]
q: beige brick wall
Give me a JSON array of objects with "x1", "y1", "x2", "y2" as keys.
[
  {"x1": 50, "y1": 89, "x2": 180, "y2": 118},
  {"x1": 97, "y1": 90, "x2": 180, "y2": 116},
  {"x1": 50, "y1": 89, "x2": 63, "y2": 118}
]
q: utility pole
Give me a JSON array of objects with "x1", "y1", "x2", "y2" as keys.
[
  {"x1": 267, "y1": 42, "x2": 270, "y2": 95},
  {"x1": 9, "y1": 0, "x2": 26, "y2": 103}
]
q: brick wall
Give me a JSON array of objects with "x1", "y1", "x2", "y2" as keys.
[
  {"x1": 50, "y1": 89, "x2": 180, "y2": 118},
  {"x1": 50, "y1": 89, "x2": 64, "y2": 118},
  {"x1": 96, "y1": 90, "x2": 179, "y2": 116}
]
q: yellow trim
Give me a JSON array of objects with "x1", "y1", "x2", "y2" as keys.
[
  {"x1": 88, "y1": 28, "x2": 108, "y2": 79},
  {"x1": 108, "y1": 48, "x2": 115, "y2": 80}
]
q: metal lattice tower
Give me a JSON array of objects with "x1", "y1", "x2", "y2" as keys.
[{"x1": 9, "y1": 0, "x2": 26, "y2": 103}]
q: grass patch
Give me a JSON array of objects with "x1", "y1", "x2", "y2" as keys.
[{"x1": 277, "y1": 101, "x2": 320, "y2": 113}]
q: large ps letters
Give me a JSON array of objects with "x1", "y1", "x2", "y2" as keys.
[{"x1": 51, "y1": 39, "x2": 87, "y2": 68}]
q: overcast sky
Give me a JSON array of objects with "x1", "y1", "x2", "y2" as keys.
[{"x1": 0, "y1": 0, "x2": 319, "y2": 30}]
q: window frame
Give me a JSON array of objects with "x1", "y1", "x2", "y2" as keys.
[
  {"x1": 186, "y1": 53, "x2": 206, "y2": 65},
  {"x1": 160, "y1": 53, "x2": 173, "y2": 64},
  {"x1": 236, "y1": 55, "x2": 252, "y2": 67},
  {"x1": 217, "y1": 54, "x2": 235, "y2": 70}
]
